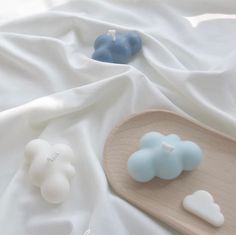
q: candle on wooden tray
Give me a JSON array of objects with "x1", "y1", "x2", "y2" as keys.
[{"x1": 127, "y1": 132, "x2": 203, "y2": 182}]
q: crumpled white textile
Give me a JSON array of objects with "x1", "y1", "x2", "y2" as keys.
[{"x1": 0, "y1": 0, "x2": 236, "y2": 234}]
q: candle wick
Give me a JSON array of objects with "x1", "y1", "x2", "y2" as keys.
[
  {"x1": 107, "y1": 29, "x2": 116, "y2": 41},
  {"x1": 161, "y1": 142, "x2": 175, "y2": 152}
]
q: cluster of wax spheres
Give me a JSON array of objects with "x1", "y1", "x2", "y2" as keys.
[
  {"x1": 25, "y1": 139, "x2": 76, "y2": 204},
  {"x1": 127, "y1": 132, "x2": 203, "y2": 182},
  {"x1": 92, "y1": 30, "x2": 142, "y2": 64}
]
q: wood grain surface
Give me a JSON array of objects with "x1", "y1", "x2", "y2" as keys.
[{"x1": 103, "y1": 110, "x2": 236, "y2": 235}]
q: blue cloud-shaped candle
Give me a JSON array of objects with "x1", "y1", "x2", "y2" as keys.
[
  {"x1": 92, "y1": 30, "x2": 142, "y2": 64},
  {"x1": 127, "y1": 132, "x2": 203, "y2": 182}
]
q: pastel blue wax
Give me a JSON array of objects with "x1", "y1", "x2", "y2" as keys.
[
  {"x1": 127, "y1": 132, "x2": 203, "y2": 182},
  {"x1": 92, "y1": 30, "x2": 142, "y2": 64}
]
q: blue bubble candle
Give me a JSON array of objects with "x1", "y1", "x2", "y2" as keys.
[
  {"x1": 127, "y1": 132, "x2": 203, "y2": 182},
  {"x1": 92, "y1": 29, "x2": 142, "y2": 64}
]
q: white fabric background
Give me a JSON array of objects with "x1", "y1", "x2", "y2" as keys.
[{"x1": 0, "y1": 0, "x2": 236, "y2": 234}]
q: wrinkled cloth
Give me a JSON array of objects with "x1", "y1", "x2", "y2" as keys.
[{"x1": 0, "y1": 0, "x2": 236, "y2": 234}]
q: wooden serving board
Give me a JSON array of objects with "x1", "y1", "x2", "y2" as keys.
[{"x1": 103, "y1": 110, "x2": 236, "y2": 235}]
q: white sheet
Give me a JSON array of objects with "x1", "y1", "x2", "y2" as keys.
[{"x1": 0, "y1": 0, "x2": 236, "y2": 234}]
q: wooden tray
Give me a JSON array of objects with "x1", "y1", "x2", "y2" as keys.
[{"x1": 103, "y1": 110, "x2": 236, "y2": 235}]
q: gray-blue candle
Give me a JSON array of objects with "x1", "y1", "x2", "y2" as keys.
[{"x1": 92, "y1": 30, "x2": 142, "y2": 64}]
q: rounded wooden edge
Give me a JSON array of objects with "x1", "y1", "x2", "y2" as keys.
[{"x1": 104, "y1": 109, "x2": 236, "y2": 164}]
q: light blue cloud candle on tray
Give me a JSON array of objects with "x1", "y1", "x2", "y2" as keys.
[
  {"x1": 127, "y1": 132, "x2": 203, "y2": 182},
  {"x1": 92, "y1": 29, "x2": 142, "y2": 64}
]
